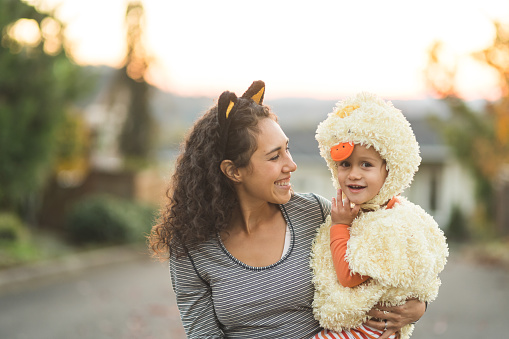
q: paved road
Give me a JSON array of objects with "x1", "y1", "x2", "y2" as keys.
[
  {"x1": 0, "y1": 248, "x2": 508, "y2": 339},
  {"x1": 0, "y1": 255, "x2": 186, "y2": 339},
  {"x1": 412, "y1": 251, "x2": 509, "y2": 338}
]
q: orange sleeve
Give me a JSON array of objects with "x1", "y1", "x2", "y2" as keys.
[{"x1": 330, "y1": 224, "x2": 370, "y2": 287}]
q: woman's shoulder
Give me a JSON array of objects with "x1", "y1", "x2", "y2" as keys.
[
  {"x1": 287, "y1": 192, "x2": 330, "y2": 207},
  {"x1": 284, "y1": 193, "x2": 331, "y2": 219}
]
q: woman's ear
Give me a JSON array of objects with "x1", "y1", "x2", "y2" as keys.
[{"x1": 220, "y1": 160, "x2": 241, "y2": 183}]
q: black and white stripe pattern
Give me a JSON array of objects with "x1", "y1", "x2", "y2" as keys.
[{"x1": 170, "y1": 193, "x2": 331, "y2": 338}]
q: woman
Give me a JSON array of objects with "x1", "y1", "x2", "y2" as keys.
[{"x1": 148, "y1": 81, "x2": 425, "y2": 338}]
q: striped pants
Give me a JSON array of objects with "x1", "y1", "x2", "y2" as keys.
[{"x1": 312, "y1": 325, "x2": 398, "y2": 339}]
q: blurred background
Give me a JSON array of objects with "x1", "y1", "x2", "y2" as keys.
[{"x1": 1, "y1": 0, "x2": 509, "y2": 338}]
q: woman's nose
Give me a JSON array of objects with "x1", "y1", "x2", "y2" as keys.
[{"x1": 285, "y1": 153, "x2": 297, "y2": 172}]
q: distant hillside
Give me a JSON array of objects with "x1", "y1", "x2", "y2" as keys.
[
  {"x1": 150, "y1": 90, "x2": 454, "y2": 132},
  {"x1": 80, "y1": 66, "x2": 483, "y2": 154}
]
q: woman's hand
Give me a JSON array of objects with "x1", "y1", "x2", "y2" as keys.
[
  {"x1": 331, "y1": 189, "x2": 360, "y2": 225},
  {"x1": 365, "y1": 299, "x2": 426, "y2": 339}
]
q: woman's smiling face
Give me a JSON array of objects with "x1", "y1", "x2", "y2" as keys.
[
  {"x1": 236, "y1": 118, "x2": 297, "y2": 206},
  {"x1": 336, "y1": 144, "x2": 388, "y2": 205}
]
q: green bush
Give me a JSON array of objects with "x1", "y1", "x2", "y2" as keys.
[
  {"x1": 0, "y1": 212, "x2": 27, "y2": 243},
  {"x1": 446, "y1": 204, "x2": 470, "y2": 242},
  {"x1": 65, "y1": 195, "x2": 156, "y2": 245},
  {"x1": 0, "y1": 212, "x2": 38, "y2": 268}
]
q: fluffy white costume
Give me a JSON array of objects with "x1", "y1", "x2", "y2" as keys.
[{"x1": 311, "y1": 93, "x2": 449, "y2": 339}]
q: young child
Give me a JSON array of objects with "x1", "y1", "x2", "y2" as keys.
[{"x1": 310, "y1": 92, "x2": 449, "y2": 339}]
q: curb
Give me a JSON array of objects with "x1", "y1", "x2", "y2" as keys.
[{"x1": 0, "y1": 245, "x2": 148, "y2": 292}]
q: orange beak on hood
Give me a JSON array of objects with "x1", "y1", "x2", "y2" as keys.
[{"x1": 330, "y1": 142, "x2": 354, "y2": 161}]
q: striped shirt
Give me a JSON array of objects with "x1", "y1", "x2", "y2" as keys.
[
  {"x1": 170, "y1": 193, "x2": 331, "y2": 338},
  {"x1": 314, "y1": 326, "x2": 397, "y2": 339}
]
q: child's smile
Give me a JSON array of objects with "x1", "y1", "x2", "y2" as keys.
[{"x1": 346, "y1": 184, "x2": 366, "y2": 193}]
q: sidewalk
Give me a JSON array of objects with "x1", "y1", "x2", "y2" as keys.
[{"x1": 0, "y1": 244, "x2": 148, "y2": 293}]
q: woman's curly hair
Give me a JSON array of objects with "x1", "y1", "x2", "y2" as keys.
[{"x1": 148, "y1": 97, "x2": 277, "y2": 259}]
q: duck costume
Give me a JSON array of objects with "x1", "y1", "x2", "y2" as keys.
[{"x1": 310, "y1": 92, "x2": 449, "y2": 339}]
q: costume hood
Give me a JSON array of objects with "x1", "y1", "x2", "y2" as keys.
[{"x1": 316, "y1": 92, "x2": 421, "y2": 207}]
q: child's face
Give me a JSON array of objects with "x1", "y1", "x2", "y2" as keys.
[{"x1": 335, "y1": 144, "x2": 388, "y2": 205}]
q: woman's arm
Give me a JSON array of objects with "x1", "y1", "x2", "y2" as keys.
[
  {"x1": 170, "y1": 253, "x2": 224, "y2": 338},
  {"x1": 365, "y1": 299, "x2": 426, "y2": 339}
]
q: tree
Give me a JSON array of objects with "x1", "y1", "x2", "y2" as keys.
[
  {"x1": 108, "y1": 1, "x2": 154, "y2": 167},
  {"x1": 425, "y1": 22, "x2": 509, "y2": 235},
  {"x1": 0, "y1": 0, "x2": 89, "y2": 215}
]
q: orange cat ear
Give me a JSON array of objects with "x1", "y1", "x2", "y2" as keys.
[{"x1": 241, "y1": 80, "x2": 265, "y2": 104}]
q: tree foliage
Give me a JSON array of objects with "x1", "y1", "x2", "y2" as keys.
[
  {"x1": 109, "y1": 1, "x2": 154, "y2": 167},
  {"x1": 425, "y1": 21, "x2": 509, "y2": 233},
  {"x1": 0, "y1": 0, "x2": 89, "y2": 211}
]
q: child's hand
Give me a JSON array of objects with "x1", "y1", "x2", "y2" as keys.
[{"x1": 331, "y1": 189, "x2": 360, "y2": 225}]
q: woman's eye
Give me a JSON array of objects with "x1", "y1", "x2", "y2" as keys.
[
  {"x1": 362, "y1": 162, "x2": 373, "y2": 168},
  {"x1": 270, "y1": 155, "x2": 280, "y2": 161},
  {"x1": 338, "y1": 161, "x2": 350, "y2": 168}
]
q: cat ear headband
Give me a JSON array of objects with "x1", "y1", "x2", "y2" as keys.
[{"x1": 217, "y1": 80, "x2": 265, "y2": 158}]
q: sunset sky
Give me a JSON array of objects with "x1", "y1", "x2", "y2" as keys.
[{"x1": 29, "y1": 0, "x2": 509, "y2": 100}]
